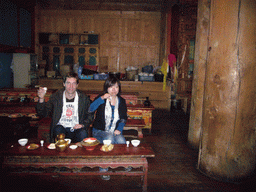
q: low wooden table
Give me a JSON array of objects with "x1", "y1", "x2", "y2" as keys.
[{"x1": 1, "y1": 143, "x2": 155, "y2": 192}]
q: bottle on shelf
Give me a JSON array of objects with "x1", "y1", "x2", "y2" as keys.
[{"x1": 143, "y1": 97, "x2": 151, "y2": 107}]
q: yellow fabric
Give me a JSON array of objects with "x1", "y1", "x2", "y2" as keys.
[
  {"x1": 174, "y1": 66, "x2": 178, "y2": 83},
  {"x1": 161, "y1": 58, "x2": 168, "y2": 91}
]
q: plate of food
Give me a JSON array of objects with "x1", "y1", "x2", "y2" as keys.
[
  {"x1": 8, "y1": 113, "x2": 23, "y2": 118},
  {"x1": 100, "y1": 144, "x2": 114, "y2": 152},
  {"x1": 27, "y1": 113, "x2": 39, "y2": 119},
  {"x1": 47, "y1": 143, "x2": 56, "y2": 150},
  {"x1": 26, "y1": 143, "x2": 40, "y2": 150}
]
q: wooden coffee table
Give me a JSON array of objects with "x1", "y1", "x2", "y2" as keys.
[{"x1": 1, "y1": 142, "x2": 155, "y2": 192}]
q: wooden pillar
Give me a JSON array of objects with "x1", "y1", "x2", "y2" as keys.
[
  {"x1": 195, "y1": 0, "x2": 256, "y2": 182},
  {"x1": 188, "y1": 0, "x2": 210, "y2": 150}
]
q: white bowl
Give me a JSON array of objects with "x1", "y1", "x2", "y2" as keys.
[
  {"x1": 65, "y1": 138, "x2": 71, "y2": 144},
  {"x1": 18, "y1": 138, "x2": 28, "y2": 146},
  {"x1": 69, "y1": 144, "x2": 78, "y2": 149},
  {"x1": 131, "y1": 139, "x2": 140, "y2": 147},
  {"x1": 103, "y1": 140, "x2": 111, "y2": 145}
]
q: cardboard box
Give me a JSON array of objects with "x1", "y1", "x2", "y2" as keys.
[{"x1": 47, "y1": 71, "x2": 55, "y2": 78}]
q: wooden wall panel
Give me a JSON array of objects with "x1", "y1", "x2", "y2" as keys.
[
  {"x1": 36, "y1": 9, "x2": 161, "y2": 73},
  {"x1": 55, "y1": 17, "x2": 70, "y2": 33},
  {"x1": 104, "y1": 47, "x2": 119, "y2": 72},
  {"x1": 127, "y1": 19, "x2": 141, "y2": 42},
  {"x1": 39, "y1": 16, "x2": 56, "y2": 33},
  {"x1": 101, "y1": 18, "x2": 119, "y2": 42}
]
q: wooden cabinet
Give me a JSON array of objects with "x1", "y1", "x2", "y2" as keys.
[
  {"x1": 38, "y1": 33, "x2": 99, "y2": 76},
  {"x1": 127, "y1": 105, "x2": 154, "y2": 131}
]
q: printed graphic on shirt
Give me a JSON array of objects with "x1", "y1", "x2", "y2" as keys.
[
  {"x1": 66, "y1": 104, "x2": 74, "y2": 118},
  {"x1": 59, "y1": 103, "x2": 78, "y2": 128}
]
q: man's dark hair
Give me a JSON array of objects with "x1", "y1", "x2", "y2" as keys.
[
  {"x1": 63, "y1": 72, "x2": 79, "y2": 84},
  {"x1": 103, "y1": 76, "x2": 121, "y2": 95}
]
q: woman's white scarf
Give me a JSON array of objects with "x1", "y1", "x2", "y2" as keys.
[
  {"x1": 58, "y1": 91, "x2": 79, "y2": 128},
  {"x1": 105, "y1": 97, "x2": 119, "y2": 133}
]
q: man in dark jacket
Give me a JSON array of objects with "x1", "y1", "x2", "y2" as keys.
[{"x1": 36, "y1": 72, "x2": 93, "y2": 143}]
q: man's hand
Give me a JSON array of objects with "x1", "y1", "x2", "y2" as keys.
[
  {"x1": 73, "y1": 124, "x2": 84, "y2": 130},
  {"x1": 38, "y1": 87, "x2": 47, "y2": 103}
]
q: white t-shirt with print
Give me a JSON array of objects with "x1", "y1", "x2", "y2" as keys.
[{"x1": 58, "y1": 91, "x2": 79, "y2": 128}]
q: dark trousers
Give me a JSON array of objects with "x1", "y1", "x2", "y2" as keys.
[{"x1": 54, "y1": 125, "x2": 88, "y2": 143}]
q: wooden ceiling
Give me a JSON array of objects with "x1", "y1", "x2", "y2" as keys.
[{"x1": 37, "y1": 0, "x2": 198, "y2": 12}]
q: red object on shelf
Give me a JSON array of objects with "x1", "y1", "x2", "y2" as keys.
[{"x1": 83, "y1": 65, "x2": 98, "y2": 71}]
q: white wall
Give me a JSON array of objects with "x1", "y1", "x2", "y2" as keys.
[{"x1": 13, "y1": 53, "x2": 30, "y2": 88}]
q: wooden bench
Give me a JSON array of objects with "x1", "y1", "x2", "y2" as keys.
[{"x1": 38, "y1": 117, "x2": 146, "y2": 142}]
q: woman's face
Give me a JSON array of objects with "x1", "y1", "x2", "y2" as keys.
[{"x1": 107, "y1": 83, "x2": 119, "y2": 96}]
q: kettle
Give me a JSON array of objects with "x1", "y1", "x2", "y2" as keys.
[{"x1": 55, "y1": 133, "x2": 69, "y2": 152}]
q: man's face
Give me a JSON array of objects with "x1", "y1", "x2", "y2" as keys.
[{"x1": 64, "y1": 77, "x2": 78, "y2": 95}]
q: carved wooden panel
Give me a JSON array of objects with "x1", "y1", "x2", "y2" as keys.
[{"x1": 36, "y1": 9, "x2": 161, "y2": 73}]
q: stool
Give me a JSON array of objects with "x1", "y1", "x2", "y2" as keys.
[{"x1": 123, "y1": 119, "x2": 145, "y2": 138}]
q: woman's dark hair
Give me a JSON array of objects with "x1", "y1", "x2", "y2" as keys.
[
  {"x1": 103, "y1": 76, "x2": 121, "y2": 95},
  {"x1": 63, "y1": 72, "x2": 79, "y2": 84}
]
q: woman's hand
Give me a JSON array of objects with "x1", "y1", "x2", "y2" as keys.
[
  {"x1": 101, "y1": 93, "x2": 111, "y2": 100},
  {"x1": 114, "y1": 130, "x2": 121, "y2": 136},
  {"x1": 73, "y1": 124, "x2": 84, "y2": 130}
]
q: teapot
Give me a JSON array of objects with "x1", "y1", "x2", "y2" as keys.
[{"x1": 55, "y1": 133, "x2": 69, "y2": 152}]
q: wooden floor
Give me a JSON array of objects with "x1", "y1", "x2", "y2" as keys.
[{"x1": 1, "y1": 109, "x2": 256, "y2": 192}]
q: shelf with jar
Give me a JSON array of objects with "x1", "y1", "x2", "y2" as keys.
[
  {"x1": 38, "y1": 33, "x2": 99, "y2": 46},
  {"x1": 37, "y1": 33, "x2": 99, "y2": 77}
]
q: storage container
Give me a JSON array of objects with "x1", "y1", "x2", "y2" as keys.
[
  {"x1": 154, "y1": 74, "x2": 164, "y2": 82},
  {"x1": 126, "y1": 69, "x2": 138, "y2": 81},
  {"x1": 80, "y1": 75, "x2": 93, "y2": 80},
  {"x1": 109, "y1": 72, "x2": 121, "y2": 80},
  {"x1": 93, "y1": 73, "x2": 109, "y2": 80},
  {"x1": 60, "y1": 65, "x2": 71, "y2": 77},
  {"x1": 142, "y1": 65, "x2": 153, "y2": 73},
  {"x1": 139, "y1": 75, "x2": 154, "y2": 82}
]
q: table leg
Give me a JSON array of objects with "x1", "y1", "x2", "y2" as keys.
[
  {"x1": 142, "y1": 159, "x2": 148, "y2": 192},
  {"x1": 184, "y1": 98, "x2": 188, "y2": 113},
  {"x1": 138, "y1": 127, "x2": 143, "y2": 138}
]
